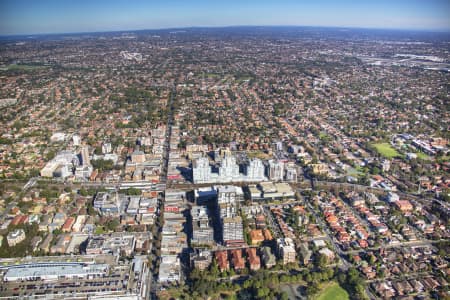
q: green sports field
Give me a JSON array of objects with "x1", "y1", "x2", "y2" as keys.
[
  {"x1": 316, "y1": 282, "x2": 349, "y2": 300},
  {"x1": 372, "y1": 143, "x2": 401, "y2": 158}
]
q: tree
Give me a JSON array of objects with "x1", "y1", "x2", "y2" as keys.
[
  {"x1": 280, "y1": 291, "x2": 289, "y2": 300},
  {"x1": 315, "y1": 253, "x2": 328, "y2": 268},
  {"x1": 257, "y1": 287, "x2": 270, "y2": 298},
  {"x1": 106, "y1": 219, "x2": 120, "y2": 231},
  {"x1": 91, "y1": 159, "x2": 114, "y2": 171},
  {"x1": 209, "y1": 259, "x2": 219, "y2": 278},
  {"x1": 125, "y1": 187, "x2": 142, "y2": 196},
  {"x1": 305, "y1": 282, "x2": 320, "y2": 296},
  {"x1": 79, "y1": 187, "x2": 88, "y2": 196}
]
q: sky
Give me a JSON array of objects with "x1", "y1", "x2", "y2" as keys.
[{"x1": 0, "y1": 0, "x2": 449, "y2": 35}]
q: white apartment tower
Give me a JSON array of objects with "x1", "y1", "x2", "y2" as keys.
[
  {"x1": 192, "y1": 157, "x2": 211, "y2": 183},
  {"x1": 269, "y1": 160, "x2": 284, "y2": 181},
  {"x1": 219, "y1": 154, "x2": 240, "y2": 181},
  {"x1": 247, "y1": 158, "x2": 265, "y2": 181}
]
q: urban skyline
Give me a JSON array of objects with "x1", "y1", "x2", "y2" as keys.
[
  {"x1": 0, "y1": 2, "x2": 449, "y2": 299},
  {"x1": 1, "y1": 0, "x2": 449, "y2": 35}
]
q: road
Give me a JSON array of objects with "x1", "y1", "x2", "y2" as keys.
[
  {"x1": 148, "y1": 86, "x2": 176, "y2": 300},
  {"x1": 297, "y1": 189, "x2": 351, "y2": 271},
  {"x1": 3, "y1": 121, "x2": 447, "y2": 300}
]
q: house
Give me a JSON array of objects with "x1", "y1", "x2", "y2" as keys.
[
  {"x1": 319, "y1": 248, "x2": 335, "y2": 262},
  {"x1": 11, "y1": 215, "x2": 28, "y2": 226},
  {"x1": 52, "y1": 212, "x2": 67, "y2": 225},
  {"x1": 313, "y1": 239, "x2": 326, "y2": 248},
  {"x1": 30, "y1": 236, "x2": 42, "y2": 252},
  {"x1": 62, "y1": 217, "x2": 75, "y2": 232},
  {"x1": 394, "y1": 200, "x2": 413, "y2": 212},
  {"x1": 39, "y1": 233, "x2": 53, "y2": 252},
  {"x1": 50, "y1": 234, "x2": 72, "y2": 254}
]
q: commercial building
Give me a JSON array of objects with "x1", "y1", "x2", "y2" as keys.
[
  {"x1": 195, "y1": 186, "x2": 218, "y2": 205},
  {"x1": 3, "y1": 262, "x2": 109, "y2": 282},
  {"x1": 256, "y1": 182, "x2": 295, "y2": 200},
  {"x1": 93, "y1": 192, "x2": 119, "y2": 216},
  {"x1": 85, "y1": 234, "x2": 136, "y2": 256},
  {"x1": 217, "y1": 185, "x2": 244, "y2": 206},
  {"x1": 130, "y1": 150, "x2": 146, "y2": 163},
  {"x1": 0, "y1": 255, "x2": 148, "y2": 299},
  {"x1": 191, "y1": 206, "x2": 214, "y2": 245},
  {"x1": 158, "y1": 255, "x2": 181, "y2": 284},
  {"x1": 40, "y1": 150, "x2": 79, "y2": 178}
]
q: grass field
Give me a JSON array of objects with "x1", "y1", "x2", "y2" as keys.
[
  {"x1": 415, "y1": 152, "x2": 430, "y2": 160},
  {"x1": 247, "y1": 151, "x2": 271, "y2": 160},
  {"x1": 95, "y1": 226, "x2": 106, "y2": 234},
  {"x1": 315, "y1": 282, "x2": 349, "y2": 300},
  {"x1": 0, "y1": 64, "x2": 47, "y2": 72},
  {"x1": 372, "y1": 143, "x2": 401, "y2": 158}
]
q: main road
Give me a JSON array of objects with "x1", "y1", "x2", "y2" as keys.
[{"x1": 148, "y1": 86, "x2": 176, "y2": 300}]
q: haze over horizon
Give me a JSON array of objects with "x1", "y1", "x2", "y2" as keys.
[{"x1": 0, "y1": 0, "x2": 449, "y2": 36}]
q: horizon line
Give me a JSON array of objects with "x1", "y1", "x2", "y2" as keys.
[{"x1": 1, "y1": 24, "x2": 450, "y2": 38}]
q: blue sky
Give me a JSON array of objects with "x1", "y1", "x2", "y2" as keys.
[{"x1": 0, "y1": 0, "x2": 449, "y2": 35}]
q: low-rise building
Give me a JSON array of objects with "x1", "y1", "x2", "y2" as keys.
[
  {"x1": 246, "y1": 248, "x2": 261, "y2": 271},
  {"x1": 230, "y1": 249, "x2": 245, "y2": 270},
  {"x1": 249, "y1": 229, "x2": 265, "y2": 245},
  {"x1": 72, "y1": 215, "x2": 87, "y2": 232},
  {"x1": 261, "y1": 246, "x2": 276, "y2": 268},
  {"x1": 298, "y1": 242, "x2": 312, "y2": 265},
  {"x1": 7, "y1": 229, "x2": 26, "y2": 246},
  {"x1": 85, "y1": 234, "x2": 136, "y2": 256},
  {"x1": 62, "y1": 217, "x2": 75, "y2": 232},
  {"x1": 277, "y1": 237, "x2": 296, "y2": 264},
  {"x1": 158, "y1": 255, "x2": 181, "y2": 284},
  {"x1": 215, "y1": 250, "x2": 229, "y2": 272},
  {"x1": 319, "y1": 248, "x2": 336, "y2": 263},
  {"x1": 222, "y1": 216, "x2": 245, "y2": 247},
  {"x1": 190, "y1": 249, "x2": 212, "y2": 271}
]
